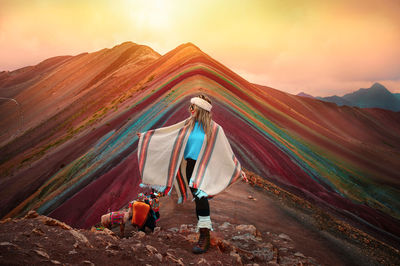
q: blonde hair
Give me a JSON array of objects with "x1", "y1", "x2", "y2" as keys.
[{"x1": 187, "y1": 94, "x2": 212, "y2": 143}]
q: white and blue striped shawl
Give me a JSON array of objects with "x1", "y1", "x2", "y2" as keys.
[{"x1": 137, "y1": 119, "x2": 242, "y2": 203}]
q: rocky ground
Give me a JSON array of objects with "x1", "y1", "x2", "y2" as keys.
[
  {"x1": 0, "y1": 210, "x2": 318, "y2": 265},
  {"x1": 1, "y1": 173, "x2": 399, "y2": 265}
]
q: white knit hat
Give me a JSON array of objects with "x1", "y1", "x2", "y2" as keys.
[{"x1": 191, "y1": 97, "x2": 212, "y2": 112}]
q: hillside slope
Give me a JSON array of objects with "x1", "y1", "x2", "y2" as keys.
[{"x1": 0, "y1": 42, "x2": 399, "y2": 251}]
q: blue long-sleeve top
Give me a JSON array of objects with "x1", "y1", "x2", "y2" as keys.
[{"x1": 184, "y1": 121, "x2": 205, "y2": 160}]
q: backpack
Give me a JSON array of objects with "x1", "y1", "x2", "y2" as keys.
[{"x1": 131, "y1": 201, "x2": 150, "y2": 227}]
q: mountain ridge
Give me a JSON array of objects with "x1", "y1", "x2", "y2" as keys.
[
  {"x1": 0, "y1": 41, "x2": 399, "y2": 254},
  {"x1": 298, "y1": 82, "x2": 400, "y2": 111}
]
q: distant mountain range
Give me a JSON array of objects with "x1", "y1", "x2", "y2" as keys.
[{"x1": 297, "y1": 83, "x2": 400, "y2": 112}]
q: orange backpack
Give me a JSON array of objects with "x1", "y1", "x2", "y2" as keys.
[{"x1": 131, "y1": 201, "x2": 150, "y2": 227}]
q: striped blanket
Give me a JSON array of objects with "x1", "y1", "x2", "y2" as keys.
[
  {"x1": 110, "y1": 211, "x2": 125, "y2": 225},
  {"x1": 137, "y1": 119, "x2": 242, "y2": 203}
]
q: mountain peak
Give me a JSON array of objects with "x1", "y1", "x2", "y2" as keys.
[
  {"x1": 339, "y1": 82, "x2": 400, "y2": 111},
  {"x1": 180, "y1": 42, "x2": 202, "y2": 50},
  {"x1": 370, "y1": 82, "x2": 388, "y2": 92},
  {"x1": 159, "y1": 42, "x2": 205, "y2": 61},
  {"x1": 297, "y1": 92, "x2": 314, "y2": 98},
  {"x1": 171, "y1": 42, "x2": 203, "y2": 54}
]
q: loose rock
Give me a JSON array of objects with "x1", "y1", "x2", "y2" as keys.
[
  {"x1": 218, "y1": 222, "x2": 232, "y2": 231},
  {"x1": 294, "y1": 252, "x2": 306, "y2": 258},
  {"x1": 24, "y1": 210, "x2": 39, "y2": 219},
  {"x1": 146, "y1": 244, "x2": 158, "y2": 254},
  {"x1": 230, "y1": 251, "x2": 243, "y2": 265},
  {"x1": 278, "y1": 233, "x2": 292, "y2": 242},
  {"x1": 236, "y1": 225, "x2": 257, "y2": 236},
  {"x1": 33, "y1": 249, "x2": 50, "y2": 259},
  {"x1": 70, "y1": 230, "x2": 93, "y2": 248},
  {"x1": 32, "y1": 228, "x2": 45, "y2": 236}
]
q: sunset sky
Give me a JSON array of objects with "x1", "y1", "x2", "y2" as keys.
[{"x1": 1, "y1": 0, "x2": 399, "y2": 96}]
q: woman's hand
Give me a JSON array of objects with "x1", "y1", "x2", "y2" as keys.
[{"x1": 136, "y1": 132, "x2": 141, "y2": 138}]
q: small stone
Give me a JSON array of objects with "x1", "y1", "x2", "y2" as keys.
[
  {"x1": 218, "y1": 222, "x2": 231, "y2": 231},
  {"x1": 248, "y1": 195, "x2": 254, "y2": 200},
  {"x1": 0, "y1": 242, "x2": 19, "y2": 249},
  {"x1": 197, "y1": 258, "x2": 210, "y2": 265},
  {"x1": 253, "y1": 247, "x2": 274, "y2": 261},
  {"x1": 69, "y1": 249, "x2": 78, "y2": 255},
  {"x1": 294, "y1": 252, "x2": 306, "y2": 258},
  {"x1": 232, "y1": 233, "x2": 256, "y2": 242},
  {"x1": 24, "y1": 210, "x2": 39, "y2": 219},
  {"x1": 278, "y1": 233, "x2": 292, "y2": 242},
  {"x1": 51, "y1": 260, "x2": 61, "y2": 265},
  {"x1": 136, "y1": 231, "x2": 146, "y2": 239},
  {"x1": 146, "y1": 244, "x2": 158, "y2": 254},
  {"x1": 82, "y1": 260, "x2": 95, "y2": 266},
  {"x1": 35, "y1": 243, "x2": 44, "y2": 248},
  {"x1": 166, "y1": 252, "x2": 184, "y2": 265},
  {"x1": 34, "y1": 249, "x2": 50, "y2": 259},
  {"x1": 131, "y1": 243, "x2": 142, "y2": 252},
  {"x1": 155, "y1": 253, "x2": 163, "y2": 262},
  {"x1": 106, "y1": 249, "x2": 118, "y2": 256},
  {"x1": 70, "y1": 230, "x2": 93, "y2": 248},
  {"x1": 230, "y1": 251, "x2": 242, "y2": 265},
  {"x1": 106, "y1": 243, "x2": 119, "y2": 250},
  {"x1": 168, "y1": 227, "x2": 179, "y2": 233},
  {"x1": 153, "y1": 227, "x2": 161, "y2": 233},
  {"x1": 236, "y1": 224, "x2": 257, "y2": 236}
]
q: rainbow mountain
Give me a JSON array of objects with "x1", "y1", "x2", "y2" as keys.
[{"x1": 0, "y1": 42, "x2": 399, "y2": 246}]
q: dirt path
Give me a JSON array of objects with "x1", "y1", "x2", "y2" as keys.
[{"x1": 158, "y1": 181, "x2": 369, "y2": 266}]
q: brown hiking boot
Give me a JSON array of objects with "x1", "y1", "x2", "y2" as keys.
[{"x1": 192, "y1": 228, "x2": 210, "y2": 254}]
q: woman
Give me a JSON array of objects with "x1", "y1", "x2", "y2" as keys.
[{"x1": 137, "y1": 94, "x2": 246, "y2": 254}]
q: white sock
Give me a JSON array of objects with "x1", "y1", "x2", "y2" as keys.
[{"x1": 197, "y1": 216, "x2": 213, "y2": 231}]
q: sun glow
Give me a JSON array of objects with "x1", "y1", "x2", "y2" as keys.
[
  {"x1": 1, "y1": 0, "x2": 400, "y2": 95},
  {"x1": 128, "y1": 0, "x2": 172, "y2": 31}
]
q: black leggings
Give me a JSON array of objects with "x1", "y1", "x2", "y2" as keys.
[{"x1": 186, "y1": 158, "x2": 210, "y2": 218}]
